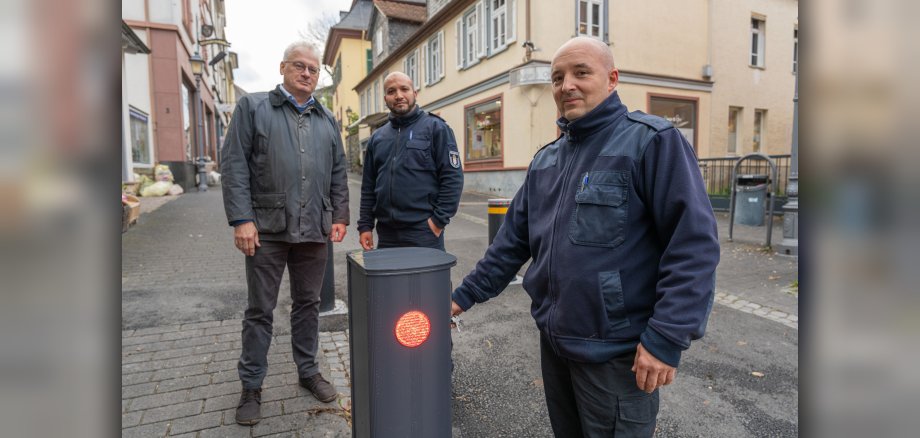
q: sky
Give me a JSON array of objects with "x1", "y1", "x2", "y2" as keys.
[{"x1": 224, "y1": 0, "x2": 353, "y2": 93}]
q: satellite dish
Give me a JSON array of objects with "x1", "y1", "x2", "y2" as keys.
[{"x1": 200, "y1": 24, "x2": 214, "y2": 37}]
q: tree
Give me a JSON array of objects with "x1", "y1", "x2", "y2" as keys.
[{"x1": 299, "y1": 11, "x2": 342, "y2": 88}]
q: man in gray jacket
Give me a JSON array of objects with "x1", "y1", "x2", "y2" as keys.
[{"x1": 220, "y1": 41, "x2": 349, "y2": 426}]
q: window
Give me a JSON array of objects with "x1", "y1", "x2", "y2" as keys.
[
  {"x1": 333, "y1": 54, "x2": 342, "y2": 87},
  {"x1": 456, "y1": 7, "x2": 482, "y2": 69},
  {"x1": 753, "y1": 109, "x2": 766, "y2": 152},
  {"x1": 129, "y1": 108, "x2": 151, "y2": 165},
  {"x1": 181, "y1": 83, "x2": 193, "y2": 161},
  {"x1": 464, "y1": 97, "x2": 502, "y2": 163},
  {"x1": 373, "y1": 79, "x2": 380, "y2": 113},
  {"x1": 751, "y1": 17, "x2": 765, "y2": 67},
  {"x1": 728, "y1": 107, "x2": 741, "y2": 154},
  {"x1": 425, "y1": 32, "x2": 444, "y2": 85},
  {"x1": 404, "y1": 49, "x2": 419, "y2": 89},
  {"x1": 793, "y1": 28, "x2": 798, "y2": 73},
  {"x1": 649, "y1": 95, "x2": 698, "y2": 151},
  {"x1": 577, "y1": 0, "x2": 604, "y2": 39},
  {"x1": 490, "y1": 0, "x2": 507, "y2": 51},
  {"x1": 374, "y1": 28, "x2": 383, "y2": 55}
]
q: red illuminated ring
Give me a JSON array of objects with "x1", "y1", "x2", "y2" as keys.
[{"x1": 395, "y1": 311, "x2": 431, "y2": 348}]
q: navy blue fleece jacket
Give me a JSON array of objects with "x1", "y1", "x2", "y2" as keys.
[{"x1": 452, "y1": 91, "x2": 719, "y2": 367}]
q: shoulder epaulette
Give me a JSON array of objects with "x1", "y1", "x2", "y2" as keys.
[
  {"x1": 626, "y1": 111, "x2": 673, "y2": 132},
  {"x1": 427, "y1": 112, "x2": 446, "y2": 123},
  {"x1": 534, "y1": 133, "x2": 564, "y2": 157}
]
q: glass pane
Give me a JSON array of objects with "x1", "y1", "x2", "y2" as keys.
[
  {"x1": 592, "y1": 4, "x2": 599, "y2": 28},
  {"x1": 580, "y1": 1, "x2": 587, "y2": 26},
  {"x1": 728, "y1": 108, "x2": 739, "y2": 153},
  {"x1": 465, "y1": 99, "x2": 502, "y2": 161},
  {"x1": 130, "y1": 116, "x2": 149, "y2": 164},
  {"x1": 649, "y1": 97, "x2": 696, "y2": 149},
  {"x1": 181, "y1": 85, "x2": 192, "y2": 161}
]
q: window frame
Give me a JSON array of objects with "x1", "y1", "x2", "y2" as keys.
[
  {"x1": 374, "y1": 27, "x2": 384, "y2": 56},
  {"x1": 793, "y1": 27, "x2": 798, "y2": 73},
  {"x1": 404, "y1": 49, "x2": 420, "y2": 90},
  {"x1": 646, "y1": 93, "x2": 699, "y2": 154},
  {"x1": 129, "y1": 107, "x2": 153, "y2": 167},
  {"x1": 751, "y1": 17, "x2": 766, "y2": 68},
  {"x1": 753, "y1": 109, "x2": 766, "y2": 152},
  {"x1": 425, "y1": 31, "x2": 445, "y2": 86},
  {"x1": 577, "y1": 0, "x2": 604, "y2": 40},
  {"x1": 463, "y1": 94, "x2": 504, "y2": 168},
  {"x1": 727, "y1": 106, "x2": 742, "y2": 155}
]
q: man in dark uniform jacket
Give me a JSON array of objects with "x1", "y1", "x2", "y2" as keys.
[{"x1": 358, "y1": 72, "x2": 463, "y2": 251}]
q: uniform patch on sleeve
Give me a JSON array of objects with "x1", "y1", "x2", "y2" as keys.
[{"x1": 449, "y1": 150, "x2": 461, "y2": 168}]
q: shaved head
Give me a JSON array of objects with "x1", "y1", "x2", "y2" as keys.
[
  {"x1": 553, "y1": 36, "x2": 615, "y2": 71},
  {"x1": 550, "y1": 37, "x2": 619, "y2": 121},
  {"x1": 384, "y1": 71, "x2": 414, "y2": 89}
]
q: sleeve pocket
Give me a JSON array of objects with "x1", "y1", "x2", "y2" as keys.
[{"x1": 252, "y1": 193, "x2": 286, "y2": 234}]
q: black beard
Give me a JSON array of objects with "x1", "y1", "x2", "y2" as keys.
[{"x1": 389, "y1": 103, "x2": 413, "y2": 115}]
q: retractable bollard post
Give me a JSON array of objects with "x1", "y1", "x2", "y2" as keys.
[
  {"x1": 346, "y1": 247, "x2": 457, "y2": 438},
  {"x1": 487, "y1": 199, "x2": 512, "y2": 245}
]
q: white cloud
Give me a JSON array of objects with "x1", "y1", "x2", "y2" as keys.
[{"x1": 225, "y1": 0, "x2": 353, "y2": 93}]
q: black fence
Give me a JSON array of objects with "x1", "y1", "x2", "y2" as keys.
[{"x1": 698, "y1": 154, "x2": 791, "y2": 211}]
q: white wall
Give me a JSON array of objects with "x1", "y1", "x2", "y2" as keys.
[{"x1": 122, "y1": 0, "x2": 146, "y2": 21}]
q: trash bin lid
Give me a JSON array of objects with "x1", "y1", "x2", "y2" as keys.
[
  {"x1": 347, "y1": 248, "x2": 457, "y2": 276},
  {"x1": 488, "y1": 198, "x2": 513, "y2": 207}
]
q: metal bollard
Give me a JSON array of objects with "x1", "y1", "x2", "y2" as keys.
[
  {"x1": 347, "y1": 248, "x2": 456, "y2": 438},
  {"x1": 487, "y1": 198, "x2": 512, "y2": 245}
]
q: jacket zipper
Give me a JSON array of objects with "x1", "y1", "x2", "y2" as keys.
[
  {"x1": 389, "y1": 126, "x2": 401, "y2": 222},
  {"x1": 546, "y1": 135, "x2": 580, "y2": 355}
]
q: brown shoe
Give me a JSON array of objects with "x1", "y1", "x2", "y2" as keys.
[
  {"x1": 299, "y1": 373, "x2": 337, "y2": 403},
  {"x1": 235, "y1": 388, "x2": 262, "y2": 425}
]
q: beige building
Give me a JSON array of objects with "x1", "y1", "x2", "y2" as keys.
[
  {"x1": 350, "y1": 0, "x2": 797, "y2": 196},
  {"x1": 323, "y1": 0, "x2": 375, "y2": 138}
]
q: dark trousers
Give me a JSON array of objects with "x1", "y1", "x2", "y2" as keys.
[
  {"x1": 540, "y1": 335, "x2": 659, "y2": 437},
  {"x1": 238, "y1": 241, "x2": 327, "y2": 389},
  {"x1": 377, "y1": 220, "x2": 445, "y2": 250}
]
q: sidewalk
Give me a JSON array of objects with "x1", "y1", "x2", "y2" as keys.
[{"x1": 122, "y1": 182, "x2": 797, "y2": 437}]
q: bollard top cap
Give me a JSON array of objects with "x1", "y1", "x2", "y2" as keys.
[{"x1": 347, "y1": 247, "x2": 457, "y2": 275}]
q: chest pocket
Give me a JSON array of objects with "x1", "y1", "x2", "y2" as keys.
[
  {"x1": 569, "y1": 170, "x2": 629, "y2": 247},
  {"x1": 405, "y1": 139, "x2": 435, "y2": 171}
]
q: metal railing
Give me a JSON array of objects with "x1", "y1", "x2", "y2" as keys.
[{"x1": 698, "y1": 154, "x2": 790, "y2": 211}]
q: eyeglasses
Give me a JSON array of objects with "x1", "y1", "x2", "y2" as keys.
[{"x1": 285, "y1": 61, "x2": 319, "y2": 76}]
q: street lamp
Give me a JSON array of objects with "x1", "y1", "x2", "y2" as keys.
[{"x1": 190, "y1": 52, "x2": 208, "y2": 192}]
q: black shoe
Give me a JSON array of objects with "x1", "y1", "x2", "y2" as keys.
[
  {"x1": 235, "y1": 388, "x2": 262, "y2": 425},
  {"x1": 300, "y1": 373, "x2": 337, "y2": 403}
]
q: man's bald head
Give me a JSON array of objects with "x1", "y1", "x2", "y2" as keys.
[
  {"x1": 384, "y1": 71, "x2": 414, "y2": 90},
  {"x1": 553, "y1": 36, "x2": 615, "y2": 71}
]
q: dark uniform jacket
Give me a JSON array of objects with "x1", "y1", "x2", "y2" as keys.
[
  {"x1": 452, "y1": 92, "x2": 719, "y2": 367},
  {"x1": 220, "y1": 85, "x2": 349, "y2": 243},
  {"x1": 358, "y1": 106, "x2": 464, "y2": 231}
]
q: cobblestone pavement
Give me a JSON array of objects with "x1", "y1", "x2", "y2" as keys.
[{"x1": 122, "y1": 320, "x2": 352, "y2": 437}]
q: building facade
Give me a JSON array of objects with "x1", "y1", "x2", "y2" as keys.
[
  {"x1": 350, "y1": 0, "x2": 797, "y2": 196},
  {"x1": 122, "y1": 0, "x2": 239, "y2": 183}
]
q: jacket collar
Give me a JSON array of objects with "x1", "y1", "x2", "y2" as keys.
[
  {"x1": 269, "y1": 85, "x2": 321, "y2": 114},
  {"x1": 388, "y1": 105, "x2": 424, "y2": 128},
  {"x1": 556, "y1": 91, "x2": 628, "y2": 142}
]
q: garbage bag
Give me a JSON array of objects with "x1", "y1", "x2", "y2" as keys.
[
  {"x1": 167, "y1": 183, "x2": 184, "y2": 196},
  {"x1": 154, "y1": 164, "x2": 174, "y2": 182},
  {"x1": 140, "y1": 180, "x2": 172, "y2": 197}
]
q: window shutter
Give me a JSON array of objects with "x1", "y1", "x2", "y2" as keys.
[
  {"x1": 422, "y1": 41, "x2": 429, "y2": 85},
  {"x1": 366, "y1": 49, "x2": 372, "y2": 73},
  {"x1": 438, "y1": 31, "x2": 445, "y2": 79},
  {"x1": 506, "y1": 0, "x2": 516, "y2": 43},
  {"x1": 476, "y1": 2, "x2": 486, "y2": 58},
  {"x1": 456, "y1": 19, "x2": 463, "y2": 69}
]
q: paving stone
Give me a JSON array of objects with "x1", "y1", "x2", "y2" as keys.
[
  {"x1": 173, "y1": 336, "x2": 221, "y2": 349},
  {"x1": 181, "y1": 321, "x2": 222, "y2": 330},
  {"x1": 160, "y1": 329, "x2": 206, "y2": 341},
  {"x1": 123, "y1": 334, "x2": 163, "y2": 346},
  {"x1": 208, "y1": 359, "x2": 239, "y2": 373},
  {"x1": 122, "y1": 411, "x2": 142, "y2": 428},
  {"x1": 189, "y1": 381, "x2": 241, "y2": 401},
  {"x1": 205, "y1": 325, "x2": 241, "y2": 335},
  {"x1": 128, "y1": 390, "x2": 189, "y2": 411},
  {"x1": 221, "y1": 319, "x2": 243, "y2": 327},
  {"x1": 168, "y1": 411, "x2": 223, "y2": 435},
  {"x1": 262, "y1": 385, "x2": 299, "y2": 403},
  {"x1": 123, "y1": 351, "x2": 155, "y2": 364},
  {"x1": 140, "y1": 400, "x2": 203, "y2": 424},
  {"x1": 198, "y1": 424, "x2": 253, "y2": 438},
  {"x1": 282, "y1": 395, "x2": 324, "y2": 414},
  {"x1": 214, "y1": 349, "x2": 242, "y2": 362},
  {"x1": 123, "y1": 371, "x2": 154, "y2": 386},
  {"x1": 123, "y1": 382, "x2": 158, "y2": 399},
  {"x1": 295, "y1": 412, "x2": 350, "y2": 437},
  {"x1": 123, "y1": 330, "x2": 136, "y2": 337},
  {"x1": 789, "y1": 315, "x2": 798, "y2": 322},
  {"x1": 211, "y1": 370, "x2": 239, "y2": 384},
  {"x1": 157, "y1": 374, "x2": 212, "y2": 393},
  {"x1": 205, "y1": 393, "x2": 240, "y2": 412},
  {"x1": 133, "y1": 325, "x2": 181, "y2": 336},
  {"x1": 151, "y1": 364, "x2": 209, "y2": 381},
  {"x1": 251, "y1": 412, "x2": 310, "y2": 437},
  {"x1": 121, "y1": 421, "x2": 170, "y2": 438}
]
